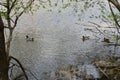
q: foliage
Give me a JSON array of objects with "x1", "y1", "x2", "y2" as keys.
[
  {"x1": 44, "y1": 0, "x2": 120, "y2": 26},
  {"x1": 0, "y1": 0, "x2": 120, "y2": 79}
]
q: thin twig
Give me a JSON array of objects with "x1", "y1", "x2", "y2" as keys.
[
  {"x1": 95, "y1": 64, "x2": 109, "y2": 79},
  {"x1": 9, "y1": 62, "x2": 39, "y2": 80},
  {"x1": 13, "y1": 74, "x2": 24, "y2": 80},
  {"x1": 88, "y1": 21, "x2": 102, "y2": 28},
  {"x1": 9, "y1": 0, "x2": 17, "y2": 12},
  {"x1": 88, "y1": 21, "x2": 110, "y2": 37},
  {"x1": 12, "y1": 0, "x2": 34, "y2": 29},
  {"x1": 108, "y1": 1, "x2": 120, "y2": 33},
  {"x1": 9, "y1": 63, "x2": 16, "y2": 78}
]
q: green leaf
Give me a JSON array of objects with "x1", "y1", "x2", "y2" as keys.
[{"x1": 62, "y1": 3, "x2": 70, "y2": 9}]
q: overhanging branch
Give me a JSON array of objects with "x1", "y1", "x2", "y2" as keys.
[
  {"x1": 9, "y1": 56, "x2": 28, "y2": 80},
  {"x1": 108, "y1": 0, "x2": 120, "y2": 33},
  {"x1": 108, "y1": 0, "x2": 120, "y2": 12},
  {"x1": 12, "y1": 0, "x2": 34, "y2": 29}
]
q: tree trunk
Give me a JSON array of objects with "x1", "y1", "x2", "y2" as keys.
[{"x1": 0, "y1": 15, "x2": 9, "y2": 80}]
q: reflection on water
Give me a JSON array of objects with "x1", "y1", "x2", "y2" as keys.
[
  {"x1": 10, "y1": 25, "x2": 116, "y2": 79},
  {"x1": 9, "y1": 10, "x2": 118, "y2": 79}
]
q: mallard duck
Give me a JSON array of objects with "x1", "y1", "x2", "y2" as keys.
[
  {"x1": 82, "y1": 36, "x2": 90, "y2": 42},
  {"x1": 26, "y1": 35, "x2": 34, "y2": 41},
  {"x1": 102, "y1": 38, "x2": 110, "y2": 43}
]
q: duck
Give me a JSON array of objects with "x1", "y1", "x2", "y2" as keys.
[
  {"x1": 82, "y1": 36, "x2": 90, "y2": 42},
  {"x1": 102, "y1": 38, "x2": 110, "y2": 43},
  {"x1": 26, "y1": 35, "x2": 34, "y2": 41}
]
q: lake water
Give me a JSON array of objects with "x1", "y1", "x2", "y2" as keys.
[{"x1": 9, "y1": 10, "x2": 119, "y2": 79}]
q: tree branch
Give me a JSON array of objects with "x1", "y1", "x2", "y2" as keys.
[
  {"x1": 9, "y1": 56, "x2": 28, "y2": 80},
  {"x1": 4, "y1": 26, "x2": 9, "y2": 28},
  {"x1": 12, "y1": 0, "x2": 34, "y2": 29},
  {"x1": 6, "y1": 0, "x2": 12, "y2": 29},
  {"x1": 88, "y1": 21, "x2": 108, "y2": 37},
  {"x1": 9, "y1": 0, "x2": 17, "y2": 12},
  {"x1": 108, "y1": 0, "x2": 120, "y2": 12},
  {"x1": 13, "y1": 74, "x2": 24, "y2": 80},
  {"x1": 9, "y1": 62, "x2": 39, "y2": 80},
  {"x1": 108, "y1": 0, "x2": 120, "y2": 33},
  {"x1": 9, "y1": 63, "x2": 16, "y2": 78},
  {"x1": 88, "y1": 21, "x2": 102, "y2": 28}
]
